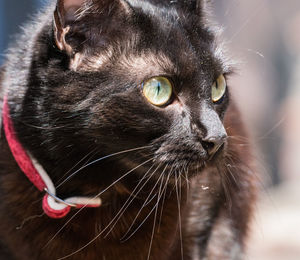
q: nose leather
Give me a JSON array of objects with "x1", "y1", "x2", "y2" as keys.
[{"x1": 199, "y1": 102, "x2": 227, "y2": 156}]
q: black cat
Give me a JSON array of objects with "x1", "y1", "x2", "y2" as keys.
[{"x1": 0, "y1": 0, "x2": 256, "y2": 259}]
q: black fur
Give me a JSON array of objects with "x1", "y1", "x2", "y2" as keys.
[{"x1": 0, "y1": 1, "x2": 256, "y2": 259}]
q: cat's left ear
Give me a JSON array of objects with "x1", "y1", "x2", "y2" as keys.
[{"x1": 53, "y1": 0, "x2": 86, "y2": 54}]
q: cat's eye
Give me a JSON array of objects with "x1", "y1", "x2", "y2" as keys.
[
  {"x1": 142, "y1": 77, "x2": 173, "y2": 106},
  {"x1": 211, "y1": 74, "x2": 227, "y2": 103}
]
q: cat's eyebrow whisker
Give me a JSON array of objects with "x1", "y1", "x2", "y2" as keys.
[
  {"x1": 45, "y1": 157, "x2": 153, "y2": 251},
  {"x1": 57, "y1": 145, "x2": 151, "y2": 188}
]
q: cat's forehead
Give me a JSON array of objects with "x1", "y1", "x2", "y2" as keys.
[
  {"x1": 74, "y1": 38, "x2": 223, "y2": 85},
  {"x1": 71, "y1": 0, "x2": 230, "y2": 81},
  {"x1": 75, "y1": 48, "x2": 175, "y2": 77},
  {"x1": 126, "y1": 0, "x2": 180, "y2": 21}
]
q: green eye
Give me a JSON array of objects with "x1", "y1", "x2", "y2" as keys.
[
  {"x1": 212, "y1": 74, "x2": 227, "y2": 103},
  {"x1": 142, "y1": 77, "x2": 173, "y2": 106}
]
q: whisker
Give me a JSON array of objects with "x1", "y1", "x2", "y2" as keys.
[
  {"x1": 225, "y1": 150, "x2": 268, "y2": 183},
  {"x1": 103, "y1": 163, "x2": 161, "y2": 238},
  {"x1": 176, "y1": 171, "x2": 184, "y2": 260},
  {"x1": 157, "y1": 166, "x2": 173, "y2": 232},
  {"x1": 258, "y1": 116, "x2": 285, "y2": 140},
  {"x1": 227, "y1": 135, "x2": 251, "y2": 144},
  {"x1": 56, "y1": 145, "x2": 151, "y2": 188},
  {"x1": 225, "y1": 152, "x2": 269, "y2": 197},
  {"x1": 147, "y1": 171, "x2": 166, "y2": 260},
  {"x1": 218, "y1": 165, "x2": 233, "y2": 214},
  {"x1": 225, "y1": 158, "x2": 240, "y2": 189},
  {"x1": 55, "y1": 158, "x2": 157, "y2": 260},
  {"x1": 227, "y1": 116, "x2": 285, "y2": 146},
  {"x1": 229, "y1": 0, "x2": 266, "y2": 41},
  {"x1": 121, "y1": 165, "x2": 169, "y2": 242},
  {"x1": 45, "y1": 157, "x2": 153, "y2": 250},
  {"x1": 55, "y1": 147, "x2": 98, "y2": 186},
  {"x1": 184, "y1": 170, "x2": 190, "y2": 202},
  {"x1": 120, "y1": 166, "x2": 166, "y2": 241}
]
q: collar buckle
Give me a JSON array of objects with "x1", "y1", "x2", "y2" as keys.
[{"x1": 44, "y1": 188, "x2": 77, "y2": 208}]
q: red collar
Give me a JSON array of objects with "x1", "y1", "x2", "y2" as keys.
[{"x1": 2, "y1": 97, "x2": 101, "y2": 218}]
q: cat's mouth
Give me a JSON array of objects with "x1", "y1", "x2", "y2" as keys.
[
  {"x1": 208, "y1": 143, "x2": 226, "y2": 162},
  {"x1": 149, "y1": 141, "x2": 227, "y2": 179}
]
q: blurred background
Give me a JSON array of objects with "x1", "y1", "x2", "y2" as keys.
[
  {"x1": 0, "y1": 0, "x2": 299, "y2": 259},
  {"x1": 215, "y1": 1, "x2": 300, "y2": 259}
]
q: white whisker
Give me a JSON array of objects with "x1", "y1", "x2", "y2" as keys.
[
  {"x1": 146, "y1": 170, "x2": 166, "y2": 260},
  {"x1": 55, "y1": 147, "x2": 98, "y2": 186},
  {"x1": 103, "y1": 163, "x2": 160, "y2": 238},
  {"x1": 57, "y1": 145, "x2": 151, "y2": 188},
  {"x1": 45, "y1": 157, "x2": 153, "y2": 251},
  {"x1": 157, "y1": 166, "x2": 173, "y2": 232},
  {"x1": 176, "y1": 172, "x2": 184, "y2": 260},
  {"x1": 120, "y1": 165, "x2": 167, "y2": 242}
]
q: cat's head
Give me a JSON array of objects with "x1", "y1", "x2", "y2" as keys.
[{"x1": 34, "y1": 0, "x2": 232, "y2": 178}]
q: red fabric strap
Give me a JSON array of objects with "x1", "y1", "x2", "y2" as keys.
[
  {"x1": 2, "y1": 97, "x2": 101, "y2": 218},
  {"x1": 3, "y1": 97, "x2": 46, "y2": 191},
  {"x1": 43, "y1": 195, "x2": 71, "y2": 219}
]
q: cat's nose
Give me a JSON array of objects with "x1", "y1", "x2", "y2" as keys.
[
  {"x1": 202, "y1": 134, "x2": 227, "y2": 157},
  {"x1": 198, "y1": 102, "x2": 227, "y2": 157}
]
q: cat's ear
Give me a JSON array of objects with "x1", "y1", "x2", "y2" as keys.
[
  {"x1": 53, "y1": 0, "x2": 131, "y2": 56},
  {"x1": 53, "y1": 0, "x2": 86, "y2": 54}
]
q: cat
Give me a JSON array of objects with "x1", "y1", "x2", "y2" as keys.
[{"x1": 0, "y1": 0, "x2": 256, "y2": 259}]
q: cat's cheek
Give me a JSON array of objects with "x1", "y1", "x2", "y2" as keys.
[
  {"x1": 166, "y1": 99, "x2": 184, "y2": 111},
  {"x1": 155, "y1": 99, "x2": 186, "y2": 122}
]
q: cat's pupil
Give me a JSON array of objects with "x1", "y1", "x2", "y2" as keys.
[{"x1": 156, "y1": 83, "x2": 161, "y2": 95}]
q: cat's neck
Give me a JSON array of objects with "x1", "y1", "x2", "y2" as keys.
[{"x1": 0, "y1": 131, "x2": 188, "y2": 259}]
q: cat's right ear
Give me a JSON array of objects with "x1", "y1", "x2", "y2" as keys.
[{"x1": 53, "y1": 0, "x2": 85, "y2": 54}]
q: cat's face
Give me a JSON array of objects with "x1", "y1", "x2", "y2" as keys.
[{"x1": 49, "y1": 0, "x2": 230, "y2": 177}]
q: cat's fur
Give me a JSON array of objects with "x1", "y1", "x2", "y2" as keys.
[{"x1": 0, "y1": 0, "x2": 256, "y2": 259}]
